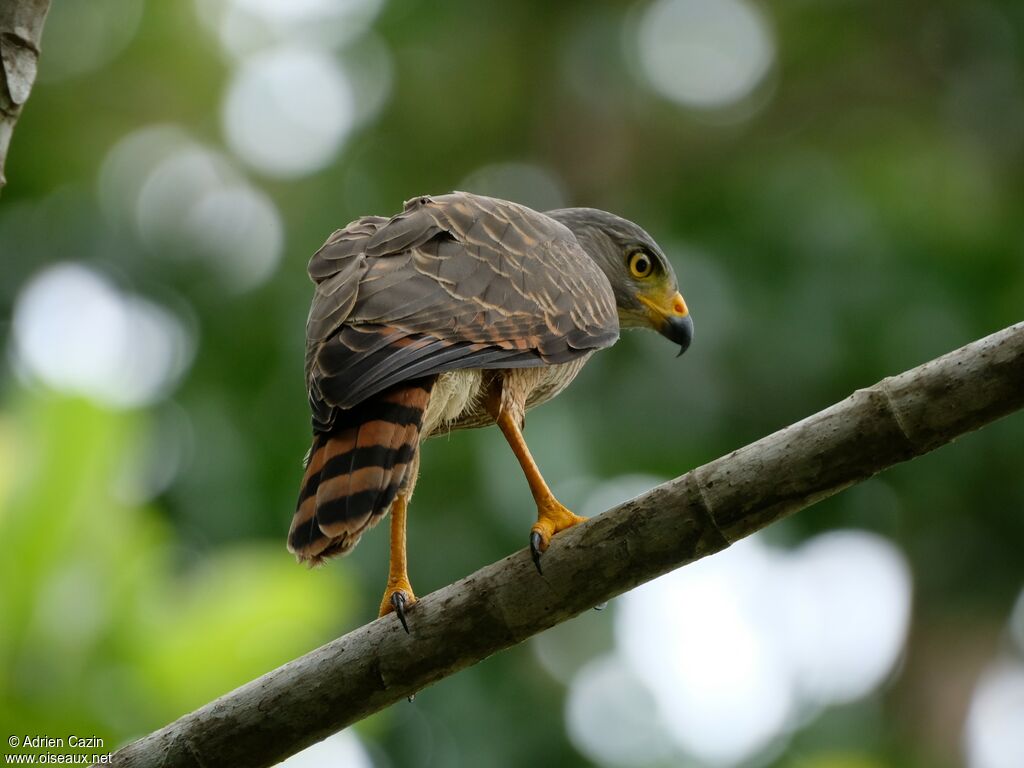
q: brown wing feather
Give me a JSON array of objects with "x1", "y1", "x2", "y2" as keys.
[{"x1": 305, "y1": 193, "x2": 618, "y2": 429}]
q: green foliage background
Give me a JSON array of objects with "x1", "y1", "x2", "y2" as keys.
[{"x1": 1, "y1": 1, "x2": 1022, "y2": 766}]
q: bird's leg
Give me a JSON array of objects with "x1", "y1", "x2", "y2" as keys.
[
  {"x1": 486, "y1": 384, "x2": 585, "y2": 574},
  {"x1": 379, "y1": 492, "x2": 415, "y2": 633}
]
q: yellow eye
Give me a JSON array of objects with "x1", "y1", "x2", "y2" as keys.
[{"x1": 628, "y1": 251, "x2": 654, "y2": 278}]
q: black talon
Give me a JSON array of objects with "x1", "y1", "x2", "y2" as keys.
[
  {"x1": 530, "y1": 531, "x2": 544, "y2": 575},
  {"x1": 391, "y1": 591, "x2": 410, "y2": 634}
]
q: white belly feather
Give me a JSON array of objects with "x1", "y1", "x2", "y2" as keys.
[{"x1": 420, "y1": 354, "x2": 592, "y2": 438}]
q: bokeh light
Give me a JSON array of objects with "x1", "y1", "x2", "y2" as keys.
[
  {"x1": 276, "y1": 729, "x2": 374, "y2": 768},
  {"x1": 773, "y1": 531, "x2": 913, "y2": 707},
  {"x1": 36, "y1": 0, "x2": 144, "y2": 82},
  {"x1": 965, "y1": 661, "x2": 1024, "y2": 768},
  {"x1": 98, "y1": 124, "x2": 188, "y2": 230},
  {"x1": 182, "y1": 185, "x2": 283, "y2": 288},
  {"x1": 99, "y1": 126, "x2": 284, "y2": 291},
  {"x1": 10, "y1": 263, "x2": 193, "y2": 409},
  {"x1": 566, "y1": 529, "x2": 912, "y2": 767},
  {"x1": 222, "y1": 47, "x2": 356, "y2": 178},
  {"x1": 617, "y1": 537, "x2": 794, "y2": 766},
  {"x1": 566, "y1": 655, "x2": 674, "y2": 768},
  {"x1": 634, "y1": 0, "x2": 774, "y2": 111},
  {"x1": 341, "y1": 35, "x2": 395, "y2": 127},
  {"x1": 195, "y1": 0, "x2": 383, "y2": 57}
]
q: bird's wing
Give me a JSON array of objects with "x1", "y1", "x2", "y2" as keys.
[{"x1": 305, "y1": 192, "x2": 619, "y2": 427}]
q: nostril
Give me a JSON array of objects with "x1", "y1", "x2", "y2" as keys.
[{"x1": 673, "y1": 296, "x2": 688, "y2": 315}]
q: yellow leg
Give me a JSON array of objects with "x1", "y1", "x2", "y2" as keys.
[
  {"x1": 379, "y1": 494, "x2": 415, "y2": 632},
  {"x1": 489, "y1": 397, "x2": 586, "y2": 572}
]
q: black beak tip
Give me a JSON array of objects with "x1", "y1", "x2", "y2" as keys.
[{"x1": 664, "y1": 314, "x2": 693, "y2": 357}]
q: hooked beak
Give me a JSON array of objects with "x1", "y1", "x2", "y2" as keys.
[
  {"x1": 663, "y1": 313, "x2": 694, "y2": 356},
  {"x1": 640, "y1": 291, "x2": 693, "y2": 356}
]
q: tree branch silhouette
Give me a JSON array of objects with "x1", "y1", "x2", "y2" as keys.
[{"x1": 107, "y1": 321, "x2": 1024, "y2": 768}]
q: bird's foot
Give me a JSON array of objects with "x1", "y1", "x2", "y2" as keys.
[
  {"x1": 529, "y1": 499, "x2": 586, "y2": 574},
  {"x1": 379, "y1": 579, "x2": 416, "y2": 634}
]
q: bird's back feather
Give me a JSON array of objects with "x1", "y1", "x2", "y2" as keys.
[{"x1": 303, "y1": 192, "x2": 619, "y2": 431}]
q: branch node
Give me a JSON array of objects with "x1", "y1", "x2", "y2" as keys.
[
  {"x1": 692, "y1": 469, "x2": 731, "y2": 548},
  {"x1": 877, "y1": 377, "x2": 919, "y2": 454}
]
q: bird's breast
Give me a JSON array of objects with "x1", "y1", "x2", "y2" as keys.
[{"x1": 522, "y1": 355, "x2": 591, "y2": 410}]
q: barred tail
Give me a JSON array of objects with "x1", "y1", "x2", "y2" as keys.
[{"x1": 288, "y1": 378, "x2": 433, "y2": 564}]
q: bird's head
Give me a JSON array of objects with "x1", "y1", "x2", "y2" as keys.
[{"x1": 547, "y1": 207, "x2": 693, "y2": 355}]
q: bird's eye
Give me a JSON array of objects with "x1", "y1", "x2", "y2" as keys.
[{"x1": 628, "y1": 251, "x2": 653, "y2": 278}]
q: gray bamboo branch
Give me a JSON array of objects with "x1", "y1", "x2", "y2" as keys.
[
  {"x1": 107, "y1": 321, "x2": 1024, "y2": 768},
  {"x1": 0, "y1": 0, "x2": 50, "y2": 192}
]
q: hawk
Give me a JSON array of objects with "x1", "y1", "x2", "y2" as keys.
[{"x1": 289, "y1": 192, "x2": 692, "y2": 631}]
